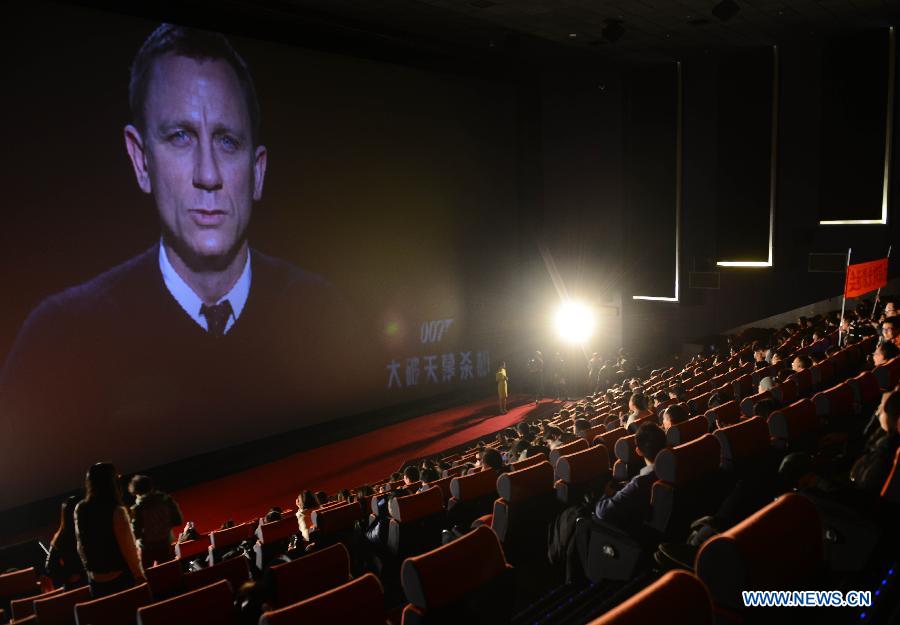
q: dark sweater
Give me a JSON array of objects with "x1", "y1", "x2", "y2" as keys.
[{"x1": 0, "y1": 246, "x2": 355, "y2": 509}]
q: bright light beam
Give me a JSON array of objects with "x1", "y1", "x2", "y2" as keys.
[{"x1": 555, "y1": 301, "x2": 595, "y2": 345}]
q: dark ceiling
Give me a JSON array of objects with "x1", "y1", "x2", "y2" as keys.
[{"x1": 74, "y1": 0, "x2": 900, "y2": 67}]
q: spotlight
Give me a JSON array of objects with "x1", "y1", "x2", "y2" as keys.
[
  {"x1": 712, "y1": 0, "x2": 740, "y2": 22},
  {"x1": 555, "y1": 301, "x2": 595, "y2": 345},
  {"x1": 602, "y1": 19, "x2": 625, "y2": 44}
]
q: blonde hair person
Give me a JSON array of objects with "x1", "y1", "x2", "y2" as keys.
[{"x1": 496, "y1": 361, "x2": 509, "y2": 414}]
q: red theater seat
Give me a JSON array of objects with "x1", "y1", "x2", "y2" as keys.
[
  {"x1": 849, "y1": 370, "x2": 882, "y2": 413},
  {"x1": 259, "y1": 574, "x2": 386, "y2": 625},
  {"x1": 10, "y1": 587, "x2": 65, "y2": 621},
  {"x1": 207, "y1": 522, "x2": 254, "y2": 566},
  {"x1": 548, "y1": 439, "x2": 588, "y2": 467},
  {"x1": 400, "y1": 526, "x2": 513, "y2": 625},
  {"x1": 447, "y1": 469, "x2": 498, "y2": 530},
  {"x1": 731, "y1": 373, "x2": 752, "y2": 399},
  {"x1": 704, "y1": 399, "x2": 741, "y2": 430},
  {"x1": 491, "y1": 461, "x2": 556, "y2": 563},
  {"x1": 554, "y1": 445, "x2": 610, "y2": 505},
  {"x1": 267, "y1": 543, "x2": 351, "y2": 609},
  {"x1": 145, "y1": 559, "x2": 184, "y2": 599},
  {"x1": 426, "y1": 476, "x2": 453, "y2": 503},
  {"x1": 388, "y1": 486, "x2": 446, "y2": 559},
  {"x1": 310, "y1": 502, "x2": 363, "y2": 548},
  {"x1": 665, "y1": 415, "x2": 708, "y2": 446},
  {"x1": 175, "y1": 535, "x2": 211, "y2": 565},
  {"x1": 789, "y1": 368, "x2": 813, "y2": 397},
  {"x1": 612, "y1": 434, "x2": 640, "y2": 482},
  {"x1": 773, "y1": 377, "x2": 798, "y2": 405},
  {"x1": 586, "y1": 570, "x2": 713, "y2": 625},
  {"x1": 650, "y1": 434, "x2": 723, "y2": 533},
  {"x1": 32, "y1": 585, "x2": 91, "y2": 625},
  {"x1": 137, "y1": 580, "x2": 235, "y2": 625},
  {"x1": 253, "y1": 516, "x2": 299, "y2": 570},
  {"x1": 594, "y1": 427, "x2": 628, "y2": 453},
  {"x1": 0, "y1": 567, "x2": 41, "y2": 614},
  {"x1": 508, "y1": 453, "x2": 546, "y2": 472},
  {"x1": 739, "y1": 390, "x2": 771, "y2": 417},
  {"x1": 768, "y1": 398, "x2": 819, "y2": 449},
  {"x1": 696, "y1": 493, "x2": 823, "y2": 611},
  {"x1": 881, "y1": 447, "x2": 900, "y2": 504},
  {"x1": 812, "y1": 382, "x2": 855, "y2": 421},
  {"x1": 183, "y1": 555, "x2": 250, "y2": 593},
  {"x1": 714, "y1": 416, "x2": 771, "y2": 471},
  {"x1": 74, "y1": 583, "x2": 152, "y2": 625}
]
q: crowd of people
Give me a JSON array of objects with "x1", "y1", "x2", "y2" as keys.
[{"x1": 13, "y1": 296, "x2": 900, "y2": 622}]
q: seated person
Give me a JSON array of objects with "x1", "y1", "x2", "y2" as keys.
[
  {"x1": 849, "y1": 390, "x2": 900, "y2": 493},
  {"x1": 792, "y1": 354, "x2": 812, "y2": 374},
  {"x1": 544, "y1": 425, "x2": 564, "y2": 450},
  {"x1": 573, "y1": 418, "x2": 593, "y2": 444},
  {"x1": 625, "y1": 392, "x2": 654, "y2": 432},
  {"x1": 758, "y1": 376, "x2": 776, "y2": 394},
  {"x1": 403, "y1": 465, "x2": 420, "y2": 488},
  {"x1": 874, "y1": 341, "x2": 900, "y2": 368},
  {"x1": 594, "y1": 423, "x2": 667, "y2": 528},
  {"x1": 668, "y1": 383, "x2": 686, "y2": 404},
  {"x1": 652, "y1": 390, "x2": 669, "y2": 411},
  {"x1": 752, "y1": 341, "x2": 769, "y2": 369},
  {"x1": 661, "y1": 404, "x2": 689, "y2": 431},
  {"x1": 882, "y1": 316, "x2": 900, "y2": 349},
  {"x1": 418, "y1": 467, "x2": 441, "y2": 492},
  {"x1": 480, "y1": 448, "x2": 508, "y2": 474},
  {"x1": 752, "y1": 398, "x2": 780, "y2": 421}
]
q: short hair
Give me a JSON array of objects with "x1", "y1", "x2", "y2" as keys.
[
  {"x1": 635, "y1": 423, "x2": 667, "y2": 462},
  {"x1": 664, "y1": 404, "x2": 689, "y2": 427},
  {"x1": 669, "y1": 384, "x2": 685, "y2": 397},
  {"x1": 481, "y1": 448, "x2": 504, "y2": 472},
  {"x1": 421, "y1": 467, "x2": 440, "y2": 483},
  {"x1": 404, "y1": 465, "x2": 420, "y2": 482},
  {"x1": 759, "y1": 376, "x2": 776, "y2": 392},
  {"x1": 545, "y1": 426, "x2": 563, "y2": 440},
  {"x1": 878, "y1": 341, "x2": 900, "y2": 361},
  {"x1": 129, "y1": 24, "x2": 262, "y2": 145},
  {"x1": 794, "y1": 355, "x2": 812, "y2": 370},
  {"x1": 885, "y1": 316, "x2": 900, "y2": 327},
  {"x1": 753, "y1": 398, "x2": 779, "y2": 420},
  {"x1": 129, "y1": 474, "x2": 153, "y2": 496},
  {"x1": 631, "y1": 393, "x2": 649, "y2": 411},
  {"x1": 707, "y1": 391, "x2": 726, "y2": 409},
  {"x1": 574, "y1": 418, "x2": 592, "y2": 434}
]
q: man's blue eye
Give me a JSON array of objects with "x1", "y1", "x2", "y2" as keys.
[
  {"x1": 170, "y1": 130, "x2": 190, "y2": 145},
  {"x1": 220, "y1": 135, "x2": 239, "y2": 151}
]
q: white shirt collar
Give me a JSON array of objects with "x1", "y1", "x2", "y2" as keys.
[
  {"x1": 158, "y1": 241, "x2": 251, "y2": 335},
  {"x1": 639, "y1": 463, "x2": 655, "y2": 477}
]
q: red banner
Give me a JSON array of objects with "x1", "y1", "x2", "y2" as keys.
[{"x1": 844, "y1": 258, "x2": 888, "y2": 298}]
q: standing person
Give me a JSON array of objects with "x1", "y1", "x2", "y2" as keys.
[
  {"x1": 75, "y1": 463, "x2": 145, "y2": 597},
  {"x1": 45, "y1": 495, "x2": 87, "y2": 590},
  {"x1": 496, "y1": 361, "x2": 509, "y2": 414},
  {"x1": 588, "y1": 352, "x2": 603, "y2": 394},
  {"x1": 128, "y1": 475, "x2": 183, "y2": 568},
  {"x1": 528, "y1": 351, "x2": 544, "y2": 404}
]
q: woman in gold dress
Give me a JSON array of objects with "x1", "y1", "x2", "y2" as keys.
[{"x1": 496, "y1": 361, "x2": 508, "y2": 414}]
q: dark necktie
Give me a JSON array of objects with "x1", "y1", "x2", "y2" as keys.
[{"x1": 200, "y1": 300, "x2": 233, "y2": 338}]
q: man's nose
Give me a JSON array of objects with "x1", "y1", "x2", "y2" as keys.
[{"x1": 193, "y1": 139, "x2": 223, "y2": 191}]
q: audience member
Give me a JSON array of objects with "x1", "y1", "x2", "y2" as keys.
[
  {"x1": 661, "y1": 404, "x2": 689, "y2": 431},
  {"x1": 625, "y1": 393, "x2": 653, "y2": 432},
  {"x1": 574, "y1": 418, "x2": 593, "y2": 444},
  {"x1": 850, "y1": 390, "x2": 900, "y2": 492},
  {"x1": 46, "y1": 495, "x2": 87, "y2": 589},
  {"x1": 792, "y1": 355, "x2": 812, "y2": 373},
  {"x1": 128, "y1": 474, "x2": 183, "y2": 568},
  {"x1": 75, "y1": 463, "x2": 145, "y2": 597},
  {"x1": 594, "y1": 423, "x2": 667, "y2": 527},
  {"x1": 874, "y1": 341, "x2": 900, "y2": 367},
  {"x1": 753, "y1": 398, "x2": 780, "y2": 421},
  {"x1": 882, "y1": 316, "x2": 900, "y2": 348}
]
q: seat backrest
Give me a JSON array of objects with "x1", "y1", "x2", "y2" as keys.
[
  {"x1": 774, "y1": 378, "x2": 798, "y2": 405},
  {"x1": 714, "y1": 416, "x2": 771, "y2": 469},
  {"x1": 426, "y1": 476, "x2": 453, "y2": 503},
  {"x1": 32, "y1": 585, "x2": 91, "y2": 625},
  {"x1": 260, "y1": 573, "x2": 385, "y2": 625},
  {"x1": 703, "y1": 400, "x2": 741, "y2": 430},
  {"x1": 137, "y1": 580, "x2": 234, "y2": 625},
  {"x1": 508, "y1": 453, "x2": 546, "y2": 472},
  {"x1": 665, "y1": 415, "x2": 709, "y2": 447},
  {"x1": 613, "y1": 434, "x2": 638, "y2": 464},
  {"x1": 311, "y1": 502, "x2": 361, "y2": 534},
  {"x1": 695, "y1": 493, "x2": 822, "y2": 611},
  {"x1": 850, "y1": 370, "x2": 882, "y2": 410},
  {"x1": 595, "y1": 427, "x2": 628, "y2": 451},
  {"x1": 449, "y1": 469, "x2": 498, "y2": 502},
  {"x1": 554, "y1": 445, "x2": 610, "y2": 487},
  {"x1": 401, "y1": 526, "x2": 511, "y2": 613},
  {"x1": 389, "y1": 487, "x2": 444, "y2": 523},
  {"x1": 175, "y1": 535, "x2": 211, "y2": 562},
  {"x1": 257, "y1": 516, "x2": 298, "y2": 545},
  {"x1": 74, "y1": 582, "x2": 152, "y2": 625},
  {"x1": 586, "y1": 570, "x2": 713, "y2": 625},
  {"x1": 687, "y1": 391, "x2": 713, "y2": 415},
  {"x1": 496, "y1": 461, "x2": 554, "y2": 504},
  {"x1": 11, "y1": 588, "x2": 65, "y2": 621},
  {"x1": 145, "y1": 558, "x2": 184, "y2": 599},
  {"x1": 612, "y1": 434, "x2": 639, "y2": 482},
  {"x1": 269, "y1": 543, "x2": 351, "y2": 608},
  {"x1": 731, "y1": 373, "x2": 752, "y2": 399},
  {"x1": 812, "y1": 382, "x2": 855, "y2": 419},
  {"x1": 650, "y1": 434, "x2": 722, "y2": 532},
  {"x1": 880, "y1": 447, "x2": 900, "y2": 504},
  {"x1": 183, "y1": 555, "x2": 250, "y2": 593},
  {"x1": 548, "y1": 439, "x2": 589, "y2": 466},
  {"x1": 789, "y1": 368, "x2": 813, "y2": 396},
  {"x1": 209, "y1": 523, "x2": 254, "y2": 549},
  {"x1": 810, "y1": 359, "x2": 834, "y2": 388},
  {"x1": 0, "y1": 567, "x2": 39, "y2": 606},
  {"x1": 739, "y1": 390, "x2": 771, "y2": 417},
  {"x1": 768, "y1": 398, "x2": 818, "y2": 443}
]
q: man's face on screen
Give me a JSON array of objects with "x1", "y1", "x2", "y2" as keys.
[{"x1": 126, "y1": 54, "x2": 266, "y2": 267}]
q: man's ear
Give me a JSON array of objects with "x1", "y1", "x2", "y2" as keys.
[
  {"x1": 634, "y1": 447, "x2": 645, "y2": 458},
  {"x1": 124, "y1": 124, "x2": 152, "y2": 194},
  {"x1": 252, "y1": 144, "x2": 268, "y2": 201}
]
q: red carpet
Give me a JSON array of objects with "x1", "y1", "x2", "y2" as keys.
[{"x1": 173, "y1": 394, "x2": 565, "y2": 533}]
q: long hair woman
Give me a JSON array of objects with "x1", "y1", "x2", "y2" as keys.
[
  {"x1": 74, "y1": 462, "x2": 145, "y2": 597},
  {"x1": 46, "y1": 494, "x2": 86, "y2": 589}
]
